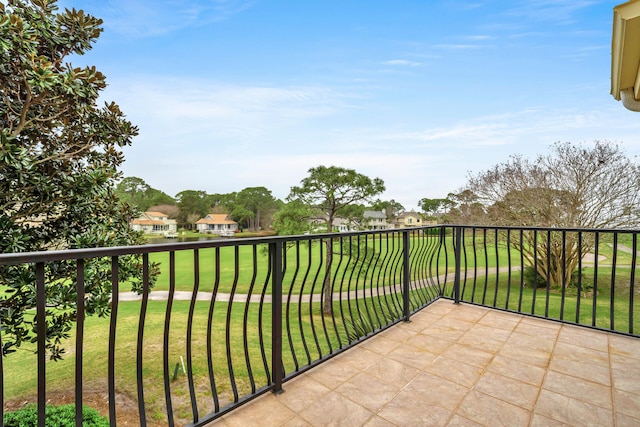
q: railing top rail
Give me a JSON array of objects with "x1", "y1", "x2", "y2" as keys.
[
  {"x1": 2, "y1": 223, "x2": 637, "y2": 266},
  {"x1": 0, "y1": 227, "x2": 437, "y2": 266},
  {"x1": 438, "y1": 224, "x2": 640, "y2": 234}
]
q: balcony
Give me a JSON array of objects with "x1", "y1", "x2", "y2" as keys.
[
  {"x1": 214, "y1": 299, "x2": 640, "y2": 426},
  {"x1": 1, "y1": 226, "x2": 639, "y2": 426}
]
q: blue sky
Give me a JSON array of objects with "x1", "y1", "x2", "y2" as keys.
[{"x1": 59, "y1": 0, "x2": 639, "y2": 210}]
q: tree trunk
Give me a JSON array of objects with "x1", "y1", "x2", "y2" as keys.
[
  {"x1": 518, "y1": 231, "x2": 585, "y2": 289},
  {"x1": 323, "y1": 238, "x2": 333, "y2": 315}
]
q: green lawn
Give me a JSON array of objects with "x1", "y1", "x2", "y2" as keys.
[
  {"x1": 145, "y1": 233, "x2": 450, "y2": 294},
  {"x1": 3, "y1": 294, "x2": 403, "y2": 424}
]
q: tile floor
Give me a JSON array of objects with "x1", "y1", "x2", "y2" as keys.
[{"x1": 212, "y1": 299, "x2": 640, "y2": 426}]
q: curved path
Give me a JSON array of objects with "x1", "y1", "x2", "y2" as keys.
[{"x1": 117, "y1": 266, "x2": 519, "y2": 303}]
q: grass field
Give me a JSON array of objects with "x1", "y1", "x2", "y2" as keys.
[{"x1": 3, "y1": 294, "x2": 402, "y2": 424}]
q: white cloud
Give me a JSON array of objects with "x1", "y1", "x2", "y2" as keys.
[
  {"x1": 104, "y1": 75, "x2": 352, "y2": 144},
  {"x1": 433, "y1": 44, "x2": 486, "y2": 50},
  {"x1": 383, "y1": 59, "x2": 422, "y2": 67},
  {"x1": 464, "y1": 35, "x2": 494, "y2": 41}
]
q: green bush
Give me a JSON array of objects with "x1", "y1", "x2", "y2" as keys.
[{"x1": 4, "y1": 404, "x2": 109, "y2": 427}]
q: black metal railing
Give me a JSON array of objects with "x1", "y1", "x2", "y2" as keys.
[
  {"x1": 445, "y1": 225, "x2": 640, "y2": 337},
  {"x1": 0, "y1": 228, "x2": 445, "y2": 427},
  {"x1": 1, "y1": 225, "x2": 638, "y2": 426}
]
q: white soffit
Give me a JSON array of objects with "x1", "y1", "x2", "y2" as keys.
[{"x1": 611, "y1": 0, "x2": 640, "y2": 103}]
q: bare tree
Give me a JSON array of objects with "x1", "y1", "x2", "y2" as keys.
[{"x1": 460, "y1": 141, "x2": 640, "y2": 287}]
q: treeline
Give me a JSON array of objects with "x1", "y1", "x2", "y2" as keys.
[
  {"x1": 114, "y1": 175, "x2": 409, "y2": 232},
  {"x1": 114, "y1": 177, "x2": 282, "y2": 231}
]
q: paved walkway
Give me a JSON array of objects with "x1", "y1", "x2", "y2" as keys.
[{"x1": 211, "y1": 299, "x2": 640, "y2": 426}]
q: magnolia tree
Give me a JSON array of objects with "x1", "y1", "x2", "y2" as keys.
[
  {"x1": 459, "y1": 141, "x2": 640, "y2": 288},
  {"x1": 0, "y1": 0, "x2": 153, "y2": 359}
]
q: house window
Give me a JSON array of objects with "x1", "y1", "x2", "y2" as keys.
[{"x1": 407, "y1": 218, "x2": 413, "y2": 224}]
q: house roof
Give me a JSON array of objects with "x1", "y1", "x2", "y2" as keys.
[
  {"x1": 363, "y1": 210, "x2": 386, "y2": 219},
  {"x1": 131, "y1": 211, "x2": 176, "y2": 225},
  {"x1": 396, "y1": 211, "x2": 421, "y2": 220},
  {"x1": 611, "y1": 0, "x2": 640, "y2": 111},
  {"x1": 146, "y1": 211, "x2": 168, "y2": 218},
  {"x1": 196, "y1": 214, "x2": 238, "y2": 225}
]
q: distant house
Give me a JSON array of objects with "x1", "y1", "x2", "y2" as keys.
[
  {"x1": 130, "y1": 211, "x2": 177, "y2": 236},
  {"x1": 306, "y1": 210, "x2": 391, "y2": 233},
  {"x1": 195, "y1": 214, "x2": 239, "y2": 237},
  {"x1": 394, "y1": 211, "x2": 423, "y2": 228},
  {"x1": 363, "y1": 210, "x2": 389, "y2": 230},
  {"x1": 332, "y1": 217, "x2": 356, "y2": 233}
]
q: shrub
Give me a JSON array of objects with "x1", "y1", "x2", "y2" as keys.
[{"x1": 4, "y1": 404, "x2": 109, "y2": 427}]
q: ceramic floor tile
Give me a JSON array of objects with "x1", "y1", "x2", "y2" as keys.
[
  {"x1": 467, "y1": 322, "x2": 513, "y2": 342},
  {"x1": 552, "y1": 341, "x2": 610, "y2": 367},
  {"x1": 423, "y1": 355, "x2": 484, "y2": 388},
  {"x1": 609, "y1": 334, "x2": 640, "y2": 360},
  {"x1": 401, "y1": 313, "x2": 442, "y2": 332},
  {"x1": 557, "y1": 324, "x2": 609, "y2": 352},
  {"x1": 498, "y1": 343, "x2": 552, "y2": 368},
  {"x1": 514, "y1": 319, "x2": 561, "y2": 339},
  {"x1": 425, "y1": 300, "x2": 457, "y2": 316},
  {"x1": 529, "y1": 413, "x2": 571, "y2": 427},
  {"x1": 404, "y1": 371, "x2": 470, "y2": 411},
  {"x1": 445, "y1": 305, "x2": 487, "y2": 323},
  {"x1": 456, "y1": 389, "x2": 531, "y2": 427},
  {"x1": 548, "y1": 356, "x2": 611, "y2": 386},
  {"x1": 298, "y1": 391, "x2": 373, "y2": 427},
  {"x1": 340, "y1": 346, "x2": 384, "y2": 371},
  {"x1": 457, "y1": 330, "x2": 507, "y2": 353},
  {"x1": 406, "y1": 332, "x2": 454, "y2": 354},
  {"x1": 473, "y1": 371, "x2": 540, "y2": 410},
  {"x1": 507, "y1": 330, "x2": 556, "y2": 353},
  {"x1": 335, "y1": 372, "x2": 400, "y2": 412},
  {"x1": 439, "y1": 343, "x2": 494, "y2": 368},
  {"x1": 476, "y1": 314, "x2": 520, "y2": 332},
  {"x1": 277, "y1": 377, "x2": 331, "y2": 413},
  {"x1": 614, "y1": 388, "x2": 640, "y2": 419},
  {"x1": 363, "y1": 357, "x2": 420, "y2": 389},
  {"x1": 518, "y1": 316, "x2": 562, "y2": 329},
  {"x1": 433, "y1": 316, "x2": 476, "y2": 333},
  {"x1": 386, "y1": 342, "x2": 439, "y2": 370},
  {"x1": 542, "y1": 370, "x2": 612, "y2": 410},
  {"x1": 378, "y1": 323, "x2": 416, "y2": 342},
  {"x1": 362, "y1": 415, "x2": 396, "y2": 427},
  {"x1": 534, "y1": 389, "x2": 614, "y2": 426},
  {"x1": 446, "y1": 414, "x2": 485, "y2": 426},
  {"x1": 377, "y1": 389, "x2": 454, "y2": 426},
  {"x1": 217, "y1": 394, "x2": 295, "y2": 427},
  {"x1": 420, "y1": 325, "x2": 468, "y2": 341},
  {"x1": 281, "y1": 416, "x2": 313, "y2": 427},
  {"x1": 306, "y1": 358, "x2": 361, "y2": 390},
  {"x1": 611, "y1": 368, "x2": 640, "y2": 395},
  {"x1": 360, "y1": 335, "x2": 402, "y2": 355},
  {"x1": 616, "y1": 412, "x2": 640, "y2": 427},
  {"x1": 487, "y1": 354, "x2": 547, "y2": 387}
]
